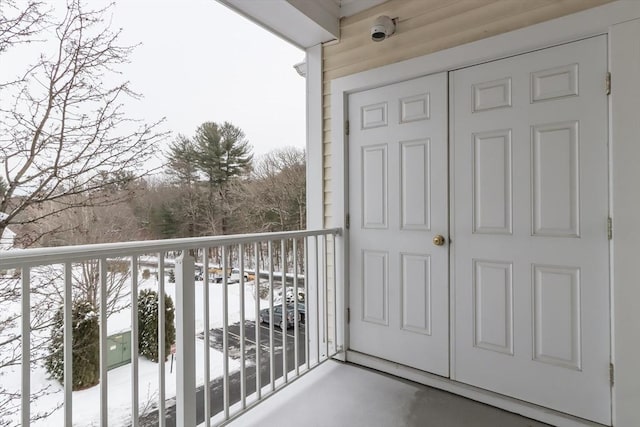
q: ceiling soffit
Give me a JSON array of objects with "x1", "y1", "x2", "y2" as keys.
[{"x1": 216, "y1": 0, "x2": 388, "y2": 49}]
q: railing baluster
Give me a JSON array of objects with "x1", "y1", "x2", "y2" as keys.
[
  {"x1": 130, "y1": 256, "x2": 139, "y2": 427},
  {"x1": 268, "y1": 240, "x2": 275, "y2": 392},
  {"x1": 281, "y1": 239, "x2": 287, "y2": 384},
  {"x1": 323, "y1": 235, "x2": 329, "y2": 359},
  {"x1": 63, "y1": 262, "x2": 72, "y2": 426},
  {"x1": 332, "y1": 235, "x2": 338, "y2": 356},
  {"x1": 293, "y1": 239, "x2": 299, "y2": 376},
  {"x1": 21, "y1": 267, "x2": 30, "y2": 427},
  {"x1": 254, "y1": 241, "x2": 261, "y2": 400},
  {"x1": 99, "y1": 258, "x2": 108, "y2": 427},
  {"x1": 315, "y1": 236, "x2": 320, "y2": 365},
  {"x1": 239, "y1": 243, "x2": 246, "y2": 409},
  {"x1": 158, "y1": 254, "x2": 166, "y2": 427},
  {"x1": 222, "y1": 246, "x2": 229, "y2": 419},
  {"x1": 304, "y1": 238, "x2": 310, "y2": 371},
  {"x1": 203, "y1": 249, "x2": 211, "y2": 425}
]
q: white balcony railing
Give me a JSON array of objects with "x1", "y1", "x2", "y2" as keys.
[{"x1": 0, "y1": 228, "x2": 342, "y2": 427}]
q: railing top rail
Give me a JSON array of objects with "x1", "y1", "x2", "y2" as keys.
[{"x1": 0, "y1": 228, "x2": 342, "y2": 268}]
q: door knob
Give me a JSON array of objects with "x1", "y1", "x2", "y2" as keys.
[{"x1": 433, "y1": 235, "x2": 446, "y2": 246}]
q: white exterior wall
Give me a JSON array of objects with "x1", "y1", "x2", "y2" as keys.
[
  {"x1": 322, "y1": 0, "x2": 613, "y2": 227},
  {"x1": 328, "y1": 2, "x2": 640, "y2": 425}
]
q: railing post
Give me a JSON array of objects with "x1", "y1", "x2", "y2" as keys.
[
  {"x1": 175, "y1": 250, "x2": 196, "y2": 427},
  {"x1": 334, "y1": 231, "x2": 346, "y2": 361},
  {"x1": 307, "y1": 236, "x2": 319, "y2": 365}
]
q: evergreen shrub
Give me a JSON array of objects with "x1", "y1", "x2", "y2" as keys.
[
  {"x1": 138, "y1": 289, "x2": 175, "y2": 362},
  {"x1": 45, "y1": 300, "x2": 100, "y2": 390}
]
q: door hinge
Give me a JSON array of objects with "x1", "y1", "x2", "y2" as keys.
[
  {"x1": 610, "y1": 363, "x2": 615, "y2": 387},
  {"x1": 345, "y1": 213, "x2": 350, "y2": 230},
  {"x1": 608, "y1": 217, "x2": 613, "y2": 240},
  {"x1": 345, "y1": 120, "x2": 350, "y2": 136},
  {"x1": 347, "y1": 307, "x2": 350, "y2": 324},
  {"x1": 606, "y1": 72, "x2": 611, "y2": 95}
]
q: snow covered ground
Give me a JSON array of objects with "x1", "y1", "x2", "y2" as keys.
[
  {"x1": 0, "y1": 265, "x2": 271, "y2": 426},
  {"x1": 24, "y1": 339, "x2": 239, "y2": 426}
]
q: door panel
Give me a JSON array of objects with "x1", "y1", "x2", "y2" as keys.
[
  {"x1": 451, "y1": 36, "x2": 610, "y2": 424},
  {"x1": 348, "y1": 73, "x2": 449, "y2": 376}
]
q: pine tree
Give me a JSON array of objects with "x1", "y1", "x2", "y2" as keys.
[
  {"x1": 165, "y1": 121, "x2": 253, "y2": 236},
  {"x1": 45, "y1": 300, "x2": 100, "y2": 390},
  {"x1": 193, "y1": 122, "x2": 253, "y2": 190}
]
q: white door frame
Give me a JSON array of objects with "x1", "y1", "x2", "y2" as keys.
[{"x1": 328, "y1": 2, "x2": 640, "y2": 426}]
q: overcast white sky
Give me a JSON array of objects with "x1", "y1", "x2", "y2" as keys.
[
  {"x1": 108, "y1": 0, "x2": 306, "y2": 158},
  {"x1": 1, "y1": 0, "x2": 306, "y2": 184},
  {"x1": 1, "y1": 0, "x2": 306, "y2": 176}
]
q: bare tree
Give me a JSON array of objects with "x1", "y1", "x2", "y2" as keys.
[
  {"x1": 41, "y1": 193, "x2": 142, "y2": 308},
  {"x1": 0, "y1": 1, "x2": 166, "y2": 424},
  {"x1": 0, "y1": 193, "x2": 146, "y2": 425},
  {"x1": 0, "y1": 0, "x2": 168, "y2": 246},
  {"x1": 246, "y1": 147, "x2": 306, "y2": 232},
  {"x1": 0, "y1": 1, "x2": 47, "y2": 57},
  {"x1": 0, "y1": 270, "x2": 62, "y2": 426}
]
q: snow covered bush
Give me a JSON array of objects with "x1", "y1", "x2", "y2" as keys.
[
  {"x1": 137, "y1": 289, "x2": 175, "y2": 362},
  {"x1": 45, "y1": 299, "x2": 100, "y2": 390}
]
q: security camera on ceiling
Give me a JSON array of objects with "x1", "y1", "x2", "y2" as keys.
[{"x1": 371, "y1": 15, "x2": 396, "y2": 42}]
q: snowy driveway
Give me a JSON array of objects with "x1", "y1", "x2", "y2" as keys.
[{"x1": 140, "y1": 320, "x2": 306, "y2": 426}]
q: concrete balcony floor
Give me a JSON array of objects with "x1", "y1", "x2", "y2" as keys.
[{"x1": 228, "y1": 360, "x2": 550, "y2": 427}]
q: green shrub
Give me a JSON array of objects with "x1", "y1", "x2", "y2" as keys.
[
  {"x1": 138, "y1": 289, "x2": 175, "y2": 362},
  {"x1": 45, "y1": 300, "x2": 100, "y2": 390}
]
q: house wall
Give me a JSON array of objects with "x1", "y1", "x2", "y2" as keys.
[
  {"x1": 321, "y1": 0, "x2": 612, "y2": 226},
  {"x1": 321, "y1": 1, "x2": 640, "y2": 425}
]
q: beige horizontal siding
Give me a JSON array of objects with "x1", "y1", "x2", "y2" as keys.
[
  {"x1": 321, "y1": 0, "x2": 612, "y2": 228},
  {"x1": 326, "y1": 0, "x2": 611, "y2": 78}
]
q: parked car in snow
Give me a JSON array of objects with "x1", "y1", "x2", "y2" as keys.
[
  {"x1": 275, "y1": 287, "x2": 306, "y2": 304},
  {"x1": 206, "y1": 268, "x2": 248, "y2": 284},
  {"x1": 259, "y1": 303, "x2": 306, "y2": 329},
  {"x1": 229, "y1": 268, "x2": 249, "y2": 283}
]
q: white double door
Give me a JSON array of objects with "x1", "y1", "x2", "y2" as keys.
[{"x1": 348, "y1": 35, "x2": 610, "y2": 424}]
